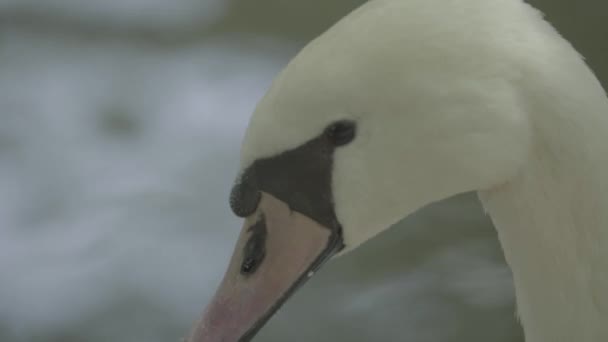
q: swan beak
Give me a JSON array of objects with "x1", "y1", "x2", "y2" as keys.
[{"x1": 188, "y1": 192, "x2": 342, "y2": 342}]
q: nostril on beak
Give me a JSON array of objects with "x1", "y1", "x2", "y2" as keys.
[{"x1": 241, "y1": 215, "x2": 267, "y2": 276}]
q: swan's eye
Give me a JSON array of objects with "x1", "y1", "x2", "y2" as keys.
[{"x1": 325, "y1": 120, "x2": 356, "y2": 146}]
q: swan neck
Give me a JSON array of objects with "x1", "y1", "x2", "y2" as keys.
[{"x1": 479, "y1": 125, "x2": 608, "y2": 341}]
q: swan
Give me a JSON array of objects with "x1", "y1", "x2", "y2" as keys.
[{"x1": 188, "y1": 0, "x2": 608, "y2": 341}]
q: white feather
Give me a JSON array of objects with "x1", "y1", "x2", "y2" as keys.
[{"x1": 240, "y1": 0, "x2": 608, "y2": 340}]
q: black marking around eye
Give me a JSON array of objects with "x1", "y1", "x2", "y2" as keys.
[
  {"x1": 240, "y1": 215, "x2": 267, "y2": 276},
  {"x1": 230, "y1": 134, "x2": 341, "y2": 230}
]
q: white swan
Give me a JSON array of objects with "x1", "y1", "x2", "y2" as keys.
[{"x1": 189, "y1": 0, "x2": 608, "y2": 341}]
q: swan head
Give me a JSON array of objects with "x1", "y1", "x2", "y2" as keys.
[{"x1": 188, "y1": 0, "x2": 561, "y2": 340}]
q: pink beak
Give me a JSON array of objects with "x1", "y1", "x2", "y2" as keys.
[{"x1": 187, "y1": 192, "x2": 341, "y2": 342}]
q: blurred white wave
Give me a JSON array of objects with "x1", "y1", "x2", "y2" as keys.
[
  {"x1": 0, "y1": 0, "x2": 226, "y2": 30},
  {"x1": 0, "y1": 31, "x2": 297, "y2": 341}
]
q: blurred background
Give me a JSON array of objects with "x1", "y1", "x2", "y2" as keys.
[{"x1": 0, "y1": 1, "x2": 606, "y2": 341}]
